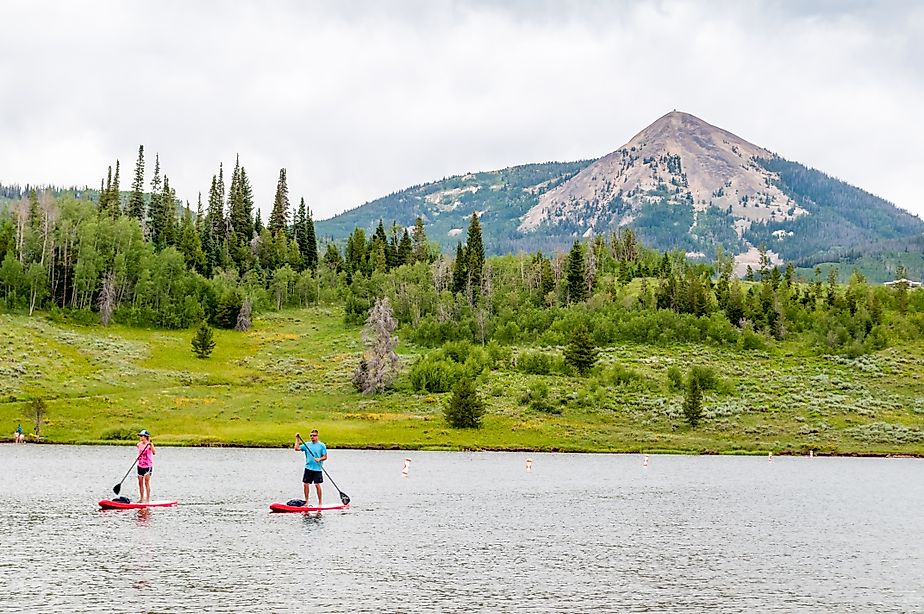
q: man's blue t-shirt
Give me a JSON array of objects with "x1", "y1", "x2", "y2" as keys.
[{"x1": 300, "y1": 441, "x2": 327, "y2": 471}]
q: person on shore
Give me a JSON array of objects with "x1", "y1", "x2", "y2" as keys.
[
  {"x1": 15, "y1": 423, "x2": 24, "y2": 443},
  {"x1": 295, "y1": 430, "x2": 327, "y2": 507},
  {"x1": 136, "y1": 430, "x2": 156, "y2": 503}
]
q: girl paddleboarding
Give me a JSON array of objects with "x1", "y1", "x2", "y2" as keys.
[{"x1": 136, "y1": 430, "x2": 156, "y2": 502}]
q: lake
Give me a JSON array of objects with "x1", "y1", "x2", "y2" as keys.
[{"x1": 0, "y1": 445, "x2": 921, "y2": 613}]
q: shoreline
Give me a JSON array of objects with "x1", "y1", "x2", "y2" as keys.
[{"x1": 8, "y1": 439, "x2": 923, "y2": 458}]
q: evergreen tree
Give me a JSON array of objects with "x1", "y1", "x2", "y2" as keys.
[
  {"x1": 269, "y1": 168, "x2": 289, "y2": 236},
  {"x1": 563, "y1": 323, "x2": 598, "y2": 375},
  {"x1": 191, "y1": 322, "x2": 216, "y2": 359},
  {"x1": 110, "y1": 159, "x2": 121, "y2": 216},
  {"x1": 128, "y1": 145, "x2": 145, "y2": 221},
  {"x1": 228, "y1": 156, "x2": 254, "y2": 244},
  {"x1": 99, "y1": 165, "x2": 113, "y2": 217},
  {"x1": 397, "y1": 229, "x2": 412, "y2": 266},
  {"x1": 148, "y1": 154, "x2": 162, "y2": 241},
  {"x1": 178, "y1": 208, "x2": 206, "y2": 272},
  {"x1": 451, "y1": 242, "x2": 467, "y2": 294},
  {"x1": 565, "y1": 241, "x2": 587, "y2": 303},
  {"x1": 304, "y1": 203, "x2": 318, "y2": 270},
  {"x1": 412, "y1": 216, "x2": 429, "y2": 262},
  {"x1": 253, "y1": 208, "x2": 263, "y2": 235},
  {"x1": 682, "y1": 375, "x2": 704, "y2": 427},
  {"x1": 444, "y1": 378, "x2": 485, "y2": 429},
  {"x1": 466, "y1": 212, "x2": 485, "y2": 294}
]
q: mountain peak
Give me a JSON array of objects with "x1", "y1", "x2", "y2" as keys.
[{"x1": 518, "y1": 111, "x2": 793, "y2": 233}]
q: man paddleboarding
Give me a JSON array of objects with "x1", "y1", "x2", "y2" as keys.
[
  {"x1": 295, "y1": 430, "x2": 328, "y2": 507},
  {"x1": 136, "y1": 429, "x2": 156, "y2": 503}
]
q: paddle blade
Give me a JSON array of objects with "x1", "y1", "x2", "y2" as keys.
[
  {"x1": 340, "y1": 492, "x2": 351, "y2": 505},
  {"x1": 113, "y1": 483, "x2": 121, "y2": 495}
]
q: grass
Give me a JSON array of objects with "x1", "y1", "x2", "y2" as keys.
[{"x1": 1, "y1": 307, "x2": 923, "y2": 455}]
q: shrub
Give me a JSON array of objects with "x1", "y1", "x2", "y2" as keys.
[
  {"x1": 666, "y1": 366, "x2": 684, "y2": 392},
  {"x1": 409, "y1": 356, "x2": 461, "y2": 393},
  {"x1": 518, "y1": 351, "x2": 553, "y2": 375},
  {"x1": 606, "y1": 363, "x2": 649, "y2": 389},
  {"x1": 519, "y1": 380, "x2": 561, "y2": 414},
  {"x1": 444, "y1": 378, "x2": 486, "y2": 428},
  {"x1": 688, "y1": 365, "x2": 720, "y2": 392}
]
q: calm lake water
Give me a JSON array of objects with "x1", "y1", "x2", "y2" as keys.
[{"x1": 0, "y1": 445, "x2": 921, "y2": 613}]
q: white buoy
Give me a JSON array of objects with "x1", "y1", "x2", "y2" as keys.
[
  {"x1": 768, "y1": 451, "x2": 773, "y2": 463},
  {"x1": 401, "y1": 457, "x2": 411, "y2": 476},
  {"x1": 809, "y1": 450, "x2": 814, "y2": 458},
  {"x1": 643, "y1": 454, "x2": 649, "y2": 467},
  {"x1": 525, "y1": 458, "x2": 533, "y2": 472}
]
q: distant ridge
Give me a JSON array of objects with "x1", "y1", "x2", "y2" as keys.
[{"x1": 316, "y1": 111, "x2": 923, "y2": 275}]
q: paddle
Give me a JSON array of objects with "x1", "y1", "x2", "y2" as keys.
[
  {"x1": 113, "y1": 443, "x2": 149, "y2": 495},
  {"x1": 297, "y1": 434, "x2": 350, "y2": 505}
]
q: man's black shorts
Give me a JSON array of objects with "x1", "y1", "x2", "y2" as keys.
[{"x1": 303, "y1": 469, "x2": 323, "y2": 484}]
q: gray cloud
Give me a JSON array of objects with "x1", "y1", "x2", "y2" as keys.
[{"x1": 1, "y1": 0, "x2": 922, "y2": 221}]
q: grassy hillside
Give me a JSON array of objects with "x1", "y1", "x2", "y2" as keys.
[{"x1": 2, "y1": 307, "x2": 922, "y2": 455}]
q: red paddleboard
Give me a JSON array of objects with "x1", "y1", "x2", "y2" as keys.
[
  {"x1": 99, "y1": 499, "x2": 178, "y2": 510},
  {"x1": 270, "y1": 503, "x2": 350, "y2": 513}
]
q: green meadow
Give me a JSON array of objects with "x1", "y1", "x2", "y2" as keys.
[{"x1": 1, "y1": 306, "x2": 923, "y2": 455}]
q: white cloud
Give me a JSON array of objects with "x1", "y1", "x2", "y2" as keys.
[{"x1": 1, "y1": 0, "x2": 922, "y2": 221}]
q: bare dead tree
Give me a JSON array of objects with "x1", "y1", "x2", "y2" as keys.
[
  {"x1": 352, "y1": 297, "x2": 400, "y2": 394},
  {"x1": 235, "y1": 298, "x2": 252, "y2": 332},
  {"x1": 584, "y1": 240, "x2": 597, "y2": 294},
  {"x1": 98, "y1": 272, "x2": 116, "y2": 326}
]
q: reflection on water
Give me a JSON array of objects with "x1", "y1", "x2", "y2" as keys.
[{"x1": 0, "y1": 445, "x2": 922, "y2": 612}]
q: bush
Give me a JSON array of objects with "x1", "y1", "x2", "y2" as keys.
[
  {"x1": 444, "y1": 378, "x2": 486, "y2": 428},
  {"x1": 518, "y1": 351, "x2": 554, "y2": 375},
  {"x1": 101, "y1": 426, "x2": 144, "y2": 441},
  {"x1": 603, "y1": 363, "x2": 653, "y2": 391},
  {"x1": 213, "y1": 290, "x2": 243, "y2": 329},
  {"x1": 666, "y1": 366, "x2": 684, "y2": 392},
  {"x1": 519, "y1": 380, "x2": 561, "y2": 414},
  {"x1": 738, "y1": 326, "x2": 766, "y2": 351},
  {"x1": 409, "y1": 356, "x2": 461, "y2": 393},
  {"x1": 688, "y1": 365, "x2": 720, "y2": 392}
]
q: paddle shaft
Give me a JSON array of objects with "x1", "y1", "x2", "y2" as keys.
[
  {"x1": 297, "y1": 435, "x2": 349, "y2": 503},
  {"x1": 113, "y1": 443, "x2": 150, "y2": 494}
]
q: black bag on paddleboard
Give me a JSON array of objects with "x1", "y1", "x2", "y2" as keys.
[
  {"x1": 286, "y1": 499, "x2": 306, "y2": 507},
  {"x1": 113, "y1": 496, "x2": 131, "y2": 504}
]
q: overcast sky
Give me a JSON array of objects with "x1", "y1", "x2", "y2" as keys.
[{"x1": 1, "y1": 1, "x2": 922, "y2": 221}]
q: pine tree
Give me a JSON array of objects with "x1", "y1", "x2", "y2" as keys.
[
  {"x1": 466, "y1": 212, "x2": 485, "y2": 294},
  {"x1": 128, "y1": 145, "x2": 145, "y2": 221},
  {"x1": 397, "y1": 229, "x2": 412, "y2": 266},
  {"x1": 191, "y1": 322, "x2": 216, "y2": 359},
  {"x1": 682, "y1": 375, "x2": 704, "y2": 427},
  {"x1": 110, "y1": 159, "x2": 121, "y2": 216},
  {"x1": 148, "y1": 154, "x2": 162, "y2": 242},
  {"x1": 269, "y1": 168, "x2": 289, "y2": 236},
  {"x1": 99, "y1": 165, "x2": 113, "y2": 216},
  {"x1": 412, "y1": 216, "x2": 429, "y2": 262},
  {"x1": 565, "y1": 241, "x2": 587, "y2": 303},
  {"x1": 563, "y1": 324, "x2": 598, "y2": 375},
  {"x1": 253, "y1": 208, "x2": 263, "y2": 235},
  {"x1": 451, "y1": 242, "x2": 467, "y2": 294},
  {"x1": 178, "y1": 208, "x2": 206, "y2": 272},
  {"x1": 228, "y1": 156, "x2": 254, "y2": 244},
  {"x1": 304, "y1": 203, "x2": 317, "y2": 270},
  {"x1": 443, "y1": 378, "x2": 485, "y2": 428}
]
